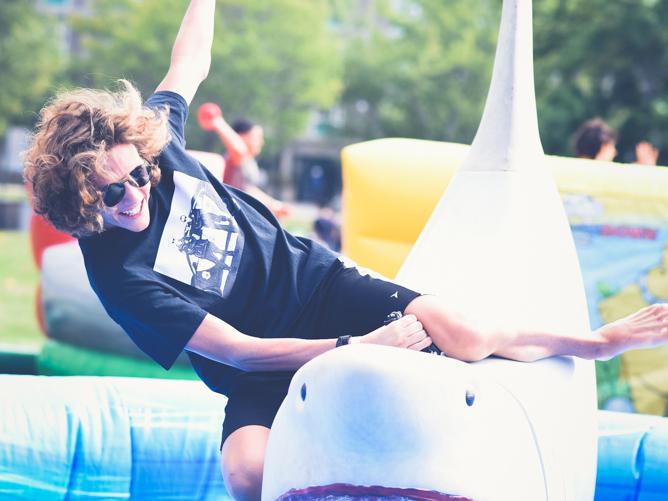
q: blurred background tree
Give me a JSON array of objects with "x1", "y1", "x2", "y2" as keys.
[
  {"x1": 333, "y1": 0, "x2": 500, "y2": 144},
  {"x1": 0, "y1": 0, "x2": 62, "y2": 136},
  {"x1": 69, "y1": 0, "x2": 341, "y2": 154},
  {"x1": 3, "y1": 0, "x2": 668, "y2": 162},
  {"x1": 534, "y1": 0, "x2": 668, "y2": 160}
]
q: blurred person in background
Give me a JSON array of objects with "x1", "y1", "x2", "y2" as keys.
[
  {"x1": 198, "y1": 103, "x2": 290, "y2": 217},
  {"x1": 635, "y1": 140, "x2": 660, "y2": 166},
  {"x1": 199, "y1": 103, "x2": 343, "y2": 251},
  {"x1": 573, "y1": 118, "x2": 619, "y2": 161},
  {"x1": 573, "y1": 117, "x2": 660, "y2": 165}
]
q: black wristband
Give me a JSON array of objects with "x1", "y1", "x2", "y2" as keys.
[{"x1": 336, "y1": 335, "x2": 352, "y2": 347}]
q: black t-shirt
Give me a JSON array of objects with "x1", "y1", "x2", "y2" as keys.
[{"x1": 79, "y1": 91, "x2": 338, "y2": 394}]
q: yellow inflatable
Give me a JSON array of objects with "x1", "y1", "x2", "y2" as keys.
[{"x1": 342, "y1": 138, "x2": 668, "y2": 416}]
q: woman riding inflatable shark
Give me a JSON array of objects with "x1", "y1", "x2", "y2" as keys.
[{"x1": 23, "y1": 1, "x2": 668, "y2": 500}]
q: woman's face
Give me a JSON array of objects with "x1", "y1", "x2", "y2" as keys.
[{"x1": 97, "y1": 143, "x2": 152, "y2": 232}]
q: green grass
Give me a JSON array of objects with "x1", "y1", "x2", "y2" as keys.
[
  {"x1": 0, "y1": 231, "x2": 44, "y2": 347},
  {"x1": 0, "y1": 207, "x2": 316, "y2": 348},
  {"x1": 0, "y1": 184, "x2": 27, "y2": 203}
]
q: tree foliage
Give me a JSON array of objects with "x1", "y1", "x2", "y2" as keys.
[
  {"x1": 70, "y1": 0, "x2": 342, "y2": 153},
  {"x1": 335, "y1": 0, "x2": 500, "y2": 144},
  {"x1": 0, "y1": 0, "x2": 62, "y2": 135},
  {"x1": 5, "y1": 0, "x2": 668, "y2": 165},
  {"x1": 534, "y1": 0, "x2": 668, "y2": 159},
  {"x1": 335, "y1": 0, "x2": 668, "y2": 161}
]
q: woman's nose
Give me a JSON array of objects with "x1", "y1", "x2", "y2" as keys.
[{"x1": 124, "y1": 183, "x2": 146, "y2": 203}]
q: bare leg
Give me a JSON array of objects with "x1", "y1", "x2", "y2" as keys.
[
  {"x1": 404, "y1": 295, "x2": 496, "y2": 361},
  {"x1": 221, "y1": 425, "x2": 270, "y2": 501},
  {"x1": 404, "y1": 295, "x2": 668, "y2": 362}
]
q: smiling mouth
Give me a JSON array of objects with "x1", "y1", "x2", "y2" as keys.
[
  {"x1": 276, "y1": 484, "x2": 473, "y2": 501},
  {"x1": 119, "y1": 199, "x2": 144, "y2": 217}
]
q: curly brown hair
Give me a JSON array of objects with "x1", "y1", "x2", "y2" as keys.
[{"x1": 23, "y1": 80, "x2": 170, "y2": 237}]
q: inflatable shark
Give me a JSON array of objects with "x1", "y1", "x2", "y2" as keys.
[
  {"x1": 263, "y1": 345, "x2": 547, "y2": 500},
  {"x1": 263, "y1": 0, "x2": 597, "y2": 499}
]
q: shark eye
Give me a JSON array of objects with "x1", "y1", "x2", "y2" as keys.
[
  {"x1": 465, "y1": 389, "x2": 475, "y2": 407},
  {"x1": 300, "y1": 383, "x2": 307, "y2": 401}
]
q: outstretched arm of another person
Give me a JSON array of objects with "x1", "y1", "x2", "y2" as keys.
[
  {"x1": 201, "y1": 112, "x2": 291, "y2": 215},
  {"x1": 243, "y1": 185, "x2": 291, "y2": 217},
  {"x1": 155, "y1": 0, "x2": 216, "y2": 105},
  {"x1": 208, "y1": 113, "x2": 250, "y2": 165}
]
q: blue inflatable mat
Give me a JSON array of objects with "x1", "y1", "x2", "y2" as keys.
[
  {"x1": 0, "y1": 375, "x2": 231, "y2": 500},
  {"x1": 3, "y1": 375, "x2": 668, "y2": 500},
  {"x1": 596, "y1": 410, "x2": 668, "y2": 500}
]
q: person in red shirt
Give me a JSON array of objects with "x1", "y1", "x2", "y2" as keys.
[{"x1": 198, "y1": 103, "x2": 290, "y2": 217}]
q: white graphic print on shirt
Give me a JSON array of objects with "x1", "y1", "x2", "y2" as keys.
[{"x1": 154, "y1": 171, "x2": 243, "y2": 297}]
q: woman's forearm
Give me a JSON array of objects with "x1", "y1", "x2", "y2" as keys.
[
  {"x1": 186, "y1": 313, "x2": 337, "y2": 371},
  {"x1": 232, "y1": 336, "x2": 338, "y2": 372},
  {"x1": 186, "y1": 312, "x2": 431, "y2": 372}
]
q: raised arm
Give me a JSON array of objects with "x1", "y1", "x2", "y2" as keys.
[{"x1": 155, "y1": 0, "x2": 216, "y2": 104}]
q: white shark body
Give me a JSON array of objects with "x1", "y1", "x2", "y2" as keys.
[
  {"x1": 263, "y1": 345, "x2": 547, "y2": 500},
  {"x1": 263, "y1": 0, "x2": 597, "y2": 499},
  {"x1": 396, "y1": 0, "x2": 597, "y2": 497}
]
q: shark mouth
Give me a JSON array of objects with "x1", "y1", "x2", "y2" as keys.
[{"x1": 276, "y1": 484, "x2": 473, "y2": 501}]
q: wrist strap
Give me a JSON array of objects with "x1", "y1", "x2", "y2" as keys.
[{"x1": 336, "y1": 335, "x2": 352, "y2": 347}]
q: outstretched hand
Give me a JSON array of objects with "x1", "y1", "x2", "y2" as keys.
[
  {"x1": 360, "y1": 314, "x2": 432, "y2": 351},
  {"x1": 592, "y1": 303, "x2": 668, "y2": 360}
]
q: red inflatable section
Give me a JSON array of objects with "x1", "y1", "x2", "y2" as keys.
[
  {"x1": 29, "y1": 213, "x2": 73, "y2": 335},
  {"x1": 30, "y1": 213, "x2": 75, "y2": 270},
  {"x1": 34, "y1": 286, "x2": 47, "y2": 336}
]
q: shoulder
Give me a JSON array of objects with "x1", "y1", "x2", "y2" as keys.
[
  {"x1": 145, "y1": 90, "x2": 188, "y2": 114},
  {"x1": 78, "y1": 230, "x2": 135, "y2": 282},
  {"x1": 145, "y1": 91, "x2": 189, "y2": 146}
]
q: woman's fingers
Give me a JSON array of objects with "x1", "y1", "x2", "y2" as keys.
[
  {"x1": 364, "y1": 314, "x2": 438, "y2": 353},
  {"x1": 408, "y1": 335, "x2": 433, "y2": 352},
  {"x1": 404, "y1": 329, "x2": 428, "y2": 348}
]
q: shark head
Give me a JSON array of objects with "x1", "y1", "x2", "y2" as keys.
[{"x1": 262, "y1": 344, "x2": 546, "y2": 501}]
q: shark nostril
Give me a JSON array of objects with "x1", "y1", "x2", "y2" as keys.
[
  {"x1": 300, "y1": 383, "x2": 307, "y2": 402},
  {"x1": 465, "y1": 389, "x2": 475, "y2": 407}
]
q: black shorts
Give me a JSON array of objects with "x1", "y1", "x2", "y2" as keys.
[{"x1": 220, "y1": 262, "x2": 421, "y2": 447}]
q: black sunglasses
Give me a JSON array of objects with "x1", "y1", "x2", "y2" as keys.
[{"x1": 101, "y1": 164, "x2": 152, "y2": 207}]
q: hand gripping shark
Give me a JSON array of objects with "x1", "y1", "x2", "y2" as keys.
[{"x1": 263, "y1": 0, "x2": 597, "y2": 499}]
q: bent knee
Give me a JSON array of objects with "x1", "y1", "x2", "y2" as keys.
[
  {"x1": 221, "y1": 426, "x2": 269, "y2": 501},
  {"x1": 221, "y1": 455, "x2": 264, "y2": 501},
  {"x1": 444, "y1": 329, "x2": 495, "y2": 362}
]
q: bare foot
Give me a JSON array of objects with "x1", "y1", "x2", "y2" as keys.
[{"x1": 593, "y1": 303, "x2": 668, "y2": 360}]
